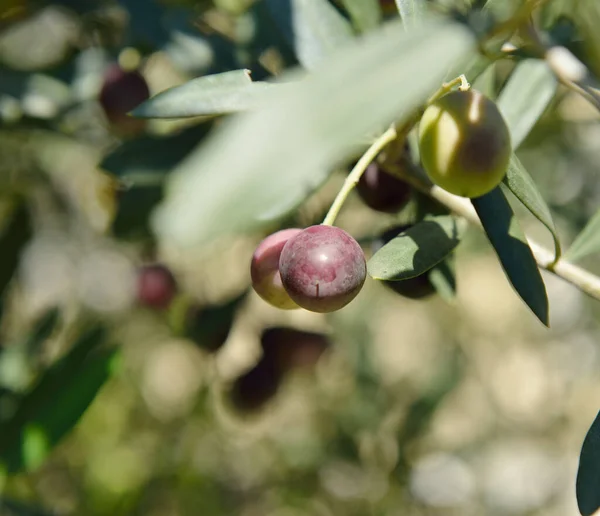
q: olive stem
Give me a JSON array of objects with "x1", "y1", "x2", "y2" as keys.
[
  {"x1": 385, "y1": 163, "x2": 600, "y2": 302},
  {"x1": 426, "y1": 74, "x2": 470, "y2": 106},
  {"x1": 322, "y1": 125, "x2": 398, "y2": 227}
]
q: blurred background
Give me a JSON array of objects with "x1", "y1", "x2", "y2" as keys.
[{"x1": 1, "y1": 0, "x2": 600, "y2": 515}]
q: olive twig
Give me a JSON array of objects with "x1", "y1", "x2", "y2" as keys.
[
  {"x1": 322, "y1": 125, "x2": 398, "y2": 226},
  {"x1": 385, "y1": 162, "x2": 600, "y2": 302}
]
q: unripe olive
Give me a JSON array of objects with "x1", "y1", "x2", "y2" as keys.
[{"x1": 418, "y1": 89, "x2": 511, "y2": 198}]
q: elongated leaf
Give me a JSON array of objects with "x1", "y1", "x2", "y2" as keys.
[
  {"x1": 154, "y1": 18, "x2": 475, "y2": 248},
  {"x1": 577, "y1": 410, "x2": 600, "y2": 516},
  {"x1": 497, "y1": 59, "x2": 557, "y2": 149},
  {"x1": 395, "y1": 0, "x2": 426, "y2": 29},
  {"x1": 131, "y1": 70, "x2": 276, "y2": 119},
  {"x1": 472, "y1": 188, "x2": 549, "y2": 326},
  {"x1": 340, "y1": 0, "x2": 381, "y2": 32},
  {"x1": 368, "y1": 216, "x2": 461, "y2": 280},
  {"x1": 265, "y1": 0, "x2": 355, "y2": 70},
  {"x1": 428, "y1": 255, "x2": 456, "y2": 302},
  {"x1": 0, "y1": 326, "x2": 112, "y2": 473},
  {"x1": 565, "y1": 208, "x2": 600, "y2": 262},
  {"x1": 100, "y1": 123, "x2": 213, "y2": 183},
  {"x1": 503, "y1": 154, "x2": 561, "y2": 260}
]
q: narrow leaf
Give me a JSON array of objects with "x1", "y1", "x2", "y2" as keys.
[
  {"x1": 497, "y1": 58, "x2": 557, "y2": 149},
  {"x1": 395, "y1": 0, "x2": 426, "y2": 29},
  {"x1": 340, "y1": 0, "x2": 381, "y2": 32},
  {"x1": 100, "y1": 123, "x2": 213, "y2": 182},
  {"x1": 0, "y1": 325, "x2": 111, "y2": 473},
  {"x1": 368, "y1": 215, "x2": 461, "y2": 281},
  {"x1": 577, "y1": 410, "x2": 600, "y2": 516},
  {"x1": 503, "y1": 154, "x2": 561, "y2": 260},
  {"x1": 154, "y1": 18, "x2": 475, "y2": 248},
  {"x1": 472, "y1": 188, "x2": 549, "y2": 326},
  {"x1": 131, "y1": 70, "x2": 276, "y2": 119},
  {"x1": 265, "y1": 0, "x2": 355, "y2": 70},
  {"x1": 565, "y1": 208, "x2": 600, "y2": 263},
  {"x1": 427, "y1": 255, "x2": 456, "y2": 302}
]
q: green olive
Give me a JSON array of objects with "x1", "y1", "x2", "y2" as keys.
[{"x1": 418, "y1": 89, "x2": 511, "y2": 198}]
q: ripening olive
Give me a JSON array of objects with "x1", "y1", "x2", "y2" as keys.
[{"x1": 418, "y1": 89, "x2": 511, "y2": 198}]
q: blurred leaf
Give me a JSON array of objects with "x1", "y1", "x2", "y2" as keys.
[
  {"x1": 573, "y1": 0, "x2": 600, "y2": 79},
  {"x1": 565, "y1": 208, "x2": 600, "y2": 262},
  {"x1": 154, "y1": 18, "x2": 475, "y2": 248},
  {"x1": 0, "y1": 201, "x2": 31, "y2": 301},
  {"x1": 427, "y1": 255, "x2": 456, "y2": 302},
  {"x1": 100, "y1": 123, "x2": 213, "y2": 183},
  {"x1": 183, "y1": 290, "x2": 248, "y2": 353},
  {"x1": 117, "y1": 0, "x2": 171, "y2": 50},
  {"x1": 472, "y1": 188, "x2": 549, "y2": 326},
  {"x1": 577, "y1": 410, "x2": 600, "y2": 516},
  {"x1": 395, "y1": 0, "x2": 426, "y2": 29},
  {"x1": 0, "y1": 496, "x2": 56, "y2": 516},
  {"x1": 112, "y1": 185, "x2": 163, "y2": 239},
  {"x1": 265, "y1": 0, "x2": 355, "y2": 70},
  {"x1": 23, "y1": 308, "x2": 60, "y2": 356},
  {"x1": 0, "y1": 325, "x2": 115, "y2": 473},
  {"x1": 472, "y1": 61, "x2": 496, "y2": 98},
  {"x1": 368, "y1": 215, "x2": 461, "y2": 281},
  {"x1": 131, "y1": 70, "x2": 276, "y2": 119},
  {"x1": 503, "y1": 154, "x2": 561, "y2": 260},
  {"x1": 497, "y1": 58, "x2": 557, "y2": 149},
  {"x1": 339, "y1": 0, "x2": 381, "y2": 32}
]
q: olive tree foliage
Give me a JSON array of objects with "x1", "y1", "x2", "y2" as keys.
[{"x1": 1, "y1": 0, "x2": 600, "y2": 514}]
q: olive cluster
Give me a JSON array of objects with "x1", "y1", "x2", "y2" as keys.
[{"x1": 251, "y1": 89, "x2": 511, "y2": 312}]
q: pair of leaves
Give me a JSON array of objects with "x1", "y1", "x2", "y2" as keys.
[
  {"x1": 0, "y1": 325, "x2": 118, "y2": 473},
  {"x1": 368, "y1": 215, "x2": 461, "y2": 283},
  {"x1": 471, "y1": 58, "x2": 559, "y2": 326}
]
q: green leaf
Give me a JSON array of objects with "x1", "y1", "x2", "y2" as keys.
[
  {"x1": 471, "y1": 188, "x2": 549, "y2": 326},
  {"x1": 395, "y1": 0, "x2": 426, "y2": 29},
  {"x1": 112, "y1": 185, "x2": 163, "y2": 239},
  {"x1": 0, "y1": 325, "x2": 116, "y2": 473},
  {"x1": 368, "y1": 215, "x2": 462, "y2": 281},
  {"x1": 577, "y1": 410, "x2": 600, "y2": 516},
  {"x1": 503, "y1": 154, "x2": 561, "y2": 260},
  {"x1": 564, "y1": 208, "x2": 600, "y2": 262},
  {"x1": 265, "y1": 0, "x2": 355, "y2": 70},
  {"x1": 154, "y1": 18, "x2": 475, "y2": 248},
  {"x1": 339, "y1": 0, "x2": 382, "y2": 32},
  {"x1": 100, "y1": 123, "x2": 213, "y2": 183},
  {"x1": 428, "y1": 255, "x2": 456, "y2": 302},
  {"x1": 131, "y1": 70, "x2": 277, "y2": 119},
  {"x1": 497, "y1": 58, "x2": 558, "y2": 149}
]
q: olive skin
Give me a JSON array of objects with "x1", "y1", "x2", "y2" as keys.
[
  {"x1": 418, "y1": 89, "x2": 511, "y2": 199},
  {"x1": 279, "y1": 225, "x2": 366, "y2": 313},
  {"x1": 250, "y1": 228, "x2": 302, "y2": 310}
]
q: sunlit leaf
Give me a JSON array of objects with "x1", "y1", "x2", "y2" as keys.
[
  {"x1": 497, "y1": 58, "x2": 558, "y2": 149},
  {"x1": 565, "y1": 208, "x2": 600, "y2": 262},
  {"x1": 265, "y1": 0, "x2": 355, "y2": 70},
  {"x1": 131, "y1": 70, "x2": 277, "y2": 119},
  {"x1": 368, "y1": 215, "x2": 462, "y2": 281},
  {"x1": 154, "y1": 18, "x2": 475, "y2": 248},
  {"x1": 472, "y1": 188, "x2": 549, "y2": 326},
  {"x1": 503, "y1": 154, "x2": 561, "y2": 260},
  {"x1": 395, "y1": 0, "x2": 426, "y2": 29},
  {"x1": 577, "y1": 410, "x2": 600, "y2": 516}
]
